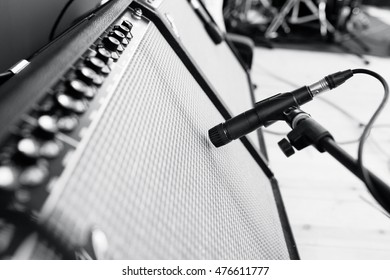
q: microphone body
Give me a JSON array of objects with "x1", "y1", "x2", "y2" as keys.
[{"x1": 208, "y1": 70, "x2": 354, "y2": 147}]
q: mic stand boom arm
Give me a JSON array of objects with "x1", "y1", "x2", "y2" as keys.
[{"x1": 278, "y1": 107, "x2": 390, "y2": 216}]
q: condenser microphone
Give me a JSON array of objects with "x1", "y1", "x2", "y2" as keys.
[{"x1": 209, "y1": 70, "x2": 354, "y2": 147}]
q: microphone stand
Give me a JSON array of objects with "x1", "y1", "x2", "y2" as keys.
[{"x1": 278, "y1": 107, "x2": 390, "y2": 215}]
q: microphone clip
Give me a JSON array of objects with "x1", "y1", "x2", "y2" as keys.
[{"x1": 278, "y1": 107, "x2": 334, "y2": 157}]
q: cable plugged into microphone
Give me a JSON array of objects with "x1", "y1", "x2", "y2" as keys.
[{"x1": 208, "y1": 69, "x2": 353, "y2": 147}]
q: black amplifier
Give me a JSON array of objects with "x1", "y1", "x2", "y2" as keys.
[{"x1": 0, "y1": 0, "x2": 297, "y2": 259}]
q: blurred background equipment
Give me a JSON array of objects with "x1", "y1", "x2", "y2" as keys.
[{"x1": 223, "y1": 0, "x2": 390, "y2": 61}]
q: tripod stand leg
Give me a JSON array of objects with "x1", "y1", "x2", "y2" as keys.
[
  {"x1": 265, "y1": 0, "x2": 297, "y2": 38},
  {"x1": 333, "y1": 33, "x2": 370, "y2": 64},
  {"x1": 344, "y1": 30, "x2": 371, "y2": 52}
]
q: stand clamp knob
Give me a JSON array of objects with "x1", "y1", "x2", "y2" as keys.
[{"x1": 278, "y1": 138, "x2": 295, "y2": 157}]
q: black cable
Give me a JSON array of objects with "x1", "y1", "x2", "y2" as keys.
[
  {"x1": 49, "y1": 0, "x2": 75, "y2": 40},
  {"x1": 0, "y1": 71, "x2": 13, "y2": 84},
  {"x1": 351, "y1": 68, "x2": 389, "y2": 209},
  {"x1": 0, "y1": 71, "x2": 13, "y2": 79}
]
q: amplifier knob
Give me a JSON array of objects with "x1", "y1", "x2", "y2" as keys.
[
  {"x1": 16, "y1": 138, "x2": 40, "y2": 162},
  {"x1": 68, "y1": 79, "x2": 96, "y2": 99},
  {"x1": 19, "y1": 164, "x2": 49, "y2": 187},
  {"x1": 85, "y1": 57, "x2": 106, "y2": 74},
  {"x1": 109, "y1": 30, "x2": 125, "y2": 42},
  {"x1": 111, "y1": 51, "x2": 119, "y2": 62},
  {"x1": 96, "y1": 48, "x2": 112, "y2": 63},
  {"x1": 93, "y1": 75, "x2": 104, "y2": 86},
  {"x1": 113, "y1": 25, "x2": 130, "y2": 36},
  {"x1": 117, "y1": 44, "x2": 124, "y2": 53},
  {"x1": 102, "y1": 36, "x2": 120, "y2": 52},
  {"x1": 57, "y1": 115, "x2": 79, "y2": 132},
  {"x1": 76, "y1": 67, "x2": 97, "y2": 85},
  {"x1": 56, "y1": 93, "x2": 88, "y2": 114},
  {"x1": 40, "y1": 140, "x2": 63, "y2": 159},
  {"x1": 33, "y1": 115, "x2": 58, "y2": 140},
  {"x1": 121, "y1": 20, "x2": 133, "y2": 31},
  {"x1": 121, "y1": 38, "x2": 129, "y2": 46},
  {"x1": 0, "y1": 165, "x2": 18, "y2": 192},
  {"x1": 101, "y1": 65, "x2": 111, "y2": 75},
  {"x1": 13, "y1": 138, "x2": 40, "y2": 166}
]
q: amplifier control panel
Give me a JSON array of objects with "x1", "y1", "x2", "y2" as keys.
[{"x1": 0, "y1": 7, "x2": 150, "y2": 259}]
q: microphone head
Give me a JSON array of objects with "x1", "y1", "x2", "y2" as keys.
[{"x1": 208, "y1": 123, "x2": 231, "y2": 147}]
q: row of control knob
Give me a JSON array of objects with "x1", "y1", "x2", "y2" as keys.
[
  {"x1": 0, "y1": 116, "x2": 61, "y2": 192},
  {"x1": 54, "y1": 20, "x2": 133, "y2": 115},
  {"x1": 103, "y1": 21, "x2": 133, "y2": 53},
  {"x1": 0, "y1": 19, "x2": 134, "y2": 197},
  {"x1": 47, "y1": 21, "x2": 129, "y2": 115}
]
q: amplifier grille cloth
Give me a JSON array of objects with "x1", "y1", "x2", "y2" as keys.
[{"x1": 37, "y1": 24, "x2": 289, "y2": 259}]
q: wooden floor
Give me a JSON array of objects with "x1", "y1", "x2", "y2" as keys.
[{"x1": 251, "y1": 45, "x2": 390, "y2": 259}]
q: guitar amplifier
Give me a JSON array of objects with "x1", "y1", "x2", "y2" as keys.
[{"x1": 0, "y1": 0, "x2": 297, "y2": 259}]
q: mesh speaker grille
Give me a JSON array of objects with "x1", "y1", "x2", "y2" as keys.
[
  {"x1": 159, "y1": 0, "x2": 254, "y2": 117},
  {"x1": 39, "y1": 24, "x2": 289, "y2": 259}
]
